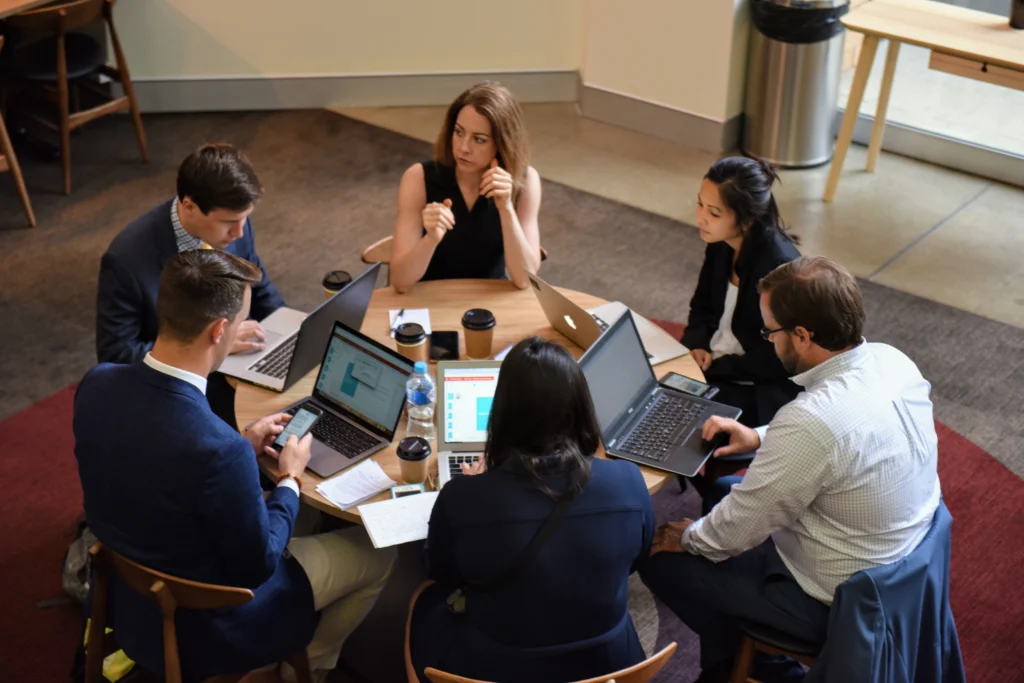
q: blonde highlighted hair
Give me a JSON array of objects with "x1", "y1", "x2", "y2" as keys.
[{"x1": 434, "y1": 81, "x2": 530, "y2": 202}]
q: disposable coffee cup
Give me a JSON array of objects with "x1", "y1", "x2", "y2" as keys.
[
  {"x1": 462, "y1": 309, "x2": 496, "y2": 359},
  {"x1": 322, "y1": 270, "x2": 352, "y2": 300},
  {"x1": 397, "y1": 436, "x2": 431, "y2": 484},
  {"x1": 395, "y1": 323, "x2": 429, "y2": 363}
]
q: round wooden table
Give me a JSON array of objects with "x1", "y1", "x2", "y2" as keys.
[{"x1": 236, "y1": 279, "x2": 703, "y2": 522}]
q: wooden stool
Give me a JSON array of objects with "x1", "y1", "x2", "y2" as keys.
[
  {"x1": 3, "y1": 0, "x2": 147, "y2": 194},
  {"x1": 0, "y1": 37, "x2": 36, "y2": 228},
  {"x1": 86, "y1": 542, "x2": 313, "y2": 683},
  {"x1": 729, "y1": 620, "x2": 819, "y2": 683}
]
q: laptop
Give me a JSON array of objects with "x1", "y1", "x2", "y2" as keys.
[
  {"x1": 282, "y1": 320, "x2": 414, "y2": 478},
  {"x1": 578, "y1": 310, "x2": 741, "y2": 477},
  {"x1": 527, "y1": 273, "x2": 688, "y2": 366},
  {"x1": 220, "y1": 263, "x2": 381, "y2": 392},
  {"x1": 434, "y1": 360, "x2": 502, "y2": 488}
]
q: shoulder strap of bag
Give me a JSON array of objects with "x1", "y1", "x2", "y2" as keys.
[{"x1": 446, "y1": 496, "x2": 572, "y2": 614}]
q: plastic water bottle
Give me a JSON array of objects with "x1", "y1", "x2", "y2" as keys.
[{"x1": 405, "y1": 361, "x2": 436, "y2": 439}]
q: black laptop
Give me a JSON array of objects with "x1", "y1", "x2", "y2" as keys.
[
  {"x1": 578, "y1": 311, "x2": 742, "y2": 477},
  {"x1": 283, "y1": 320, "x2": 414, "y2": 478}
]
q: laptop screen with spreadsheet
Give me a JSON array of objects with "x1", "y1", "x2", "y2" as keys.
[{"x1": 436, "y1": 361, "x2": 502, "y2": 451}]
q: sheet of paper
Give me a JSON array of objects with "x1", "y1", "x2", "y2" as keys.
[
  {"x1": 389, "y1": 308, "x2": 432, "y2": 337},
  {"x1": 359, "y1": 492, "x2": 439, "y2": 548},
  {"x1": 315, "y1": 460, "x2": 396, "y2": 510}
]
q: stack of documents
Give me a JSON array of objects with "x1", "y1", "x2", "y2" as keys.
[
  {"x1": 359, "y1": 492, "x2": 440, "y2": 548},
  {"x1": 315, "y1": 460, "x2": 396, "y2": 510}
]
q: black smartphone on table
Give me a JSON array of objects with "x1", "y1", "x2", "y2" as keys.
[
  {"x1": 271, "y1": 404, "x2": 322, "y2": 451},
  {"x1": 430, "y1": 331, "x2": 459, "y2": 361},
  {"x1": 659, "y1": 371, "x2": 720, "y2": 400}
]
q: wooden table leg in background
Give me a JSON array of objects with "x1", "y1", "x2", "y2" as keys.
[
  {"x1": 824, "y1": 34, "x2": 880, "y2": 203},
  {"x1": 866, "y1": 40, "x2": 901, "y2": 173}
]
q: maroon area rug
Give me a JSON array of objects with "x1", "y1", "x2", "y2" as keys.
[{"x1": 2, "y1": 376, "x2": 1021, "y2": 683}]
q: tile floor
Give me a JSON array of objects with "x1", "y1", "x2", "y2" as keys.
[{"x1": 330, "y1": 102, "x2": 1024, "y2": 329}]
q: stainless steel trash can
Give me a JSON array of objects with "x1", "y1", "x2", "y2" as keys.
[{"x1": 743, "y1": 0, "x2": 850, "y2": 168}]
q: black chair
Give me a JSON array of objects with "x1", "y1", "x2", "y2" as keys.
[
  {"x1": 2, "y1": 0, "x2": 146, "y2": 194},
  {"x1": 729, "y1": 620, "x2": 819, "y2": 683}
]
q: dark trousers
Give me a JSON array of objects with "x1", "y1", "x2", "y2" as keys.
[{"x1": 640, "y1": 476, "x2": 829, "y2": 672}]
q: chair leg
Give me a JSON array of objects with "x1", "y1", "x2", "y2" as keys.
[
  {"x1": 0, "y1": 113, "x2": 36, "y2": 227},
  {"x1": 56, "y1": 36, "x2": 72, "y2": 194},
  {"x1": 284, "y1": 651, "x2": 313, "y2": 683},
  {"x1": 106, "y1": 12, "x2": 148, "y2": 162},
  {"x1": 85, "y1": 548, "x2": 109, "y2": 683},
  {"x1": 729, "y1": 635, "x2": 757, "y2": 683}
]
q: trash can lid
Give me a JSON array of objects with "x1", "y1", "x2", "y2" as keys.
[{"x1": 764, "y1": 0, "x2": 848, "y2": 8}]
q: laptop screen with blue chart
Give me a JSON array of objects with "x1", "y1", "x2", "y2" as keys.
[
  {"x1": 437, "y1": 362, "x2": 501, "y2": 450},
  {"x1": 314, "y1": 324, "x2": 412, "y2": 434}
]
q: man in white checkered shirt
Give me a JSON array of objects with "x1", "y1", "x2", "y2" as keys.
[{"x1": 641, "y1": 256, "x2": 941, "y2": 683}]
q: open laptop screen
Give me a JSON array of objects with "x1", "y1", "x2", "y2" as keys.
[
  {"x1": 314, "y1": 324, "x2": 412, "y2": 435},
  {"x1": 441, "y1": 365, "x2": 500, "y2": 445},
  {"x1": 579, "y1": 312, "x2": 657, "y2": 434}
]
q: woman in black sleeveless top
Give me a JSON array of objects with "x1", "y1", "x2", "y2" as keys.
[{"x1": 391, "y1": 82, "x2": 542, "y2": 291}]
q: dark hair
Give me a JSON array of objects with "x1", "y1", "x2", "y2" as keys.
[
  {"x1": 176, "y1": 143, "x2": 263, "y2": 214},
  {"x1": 705, "y1": 156, "x2": 795, "y2": 247},
  {"x1": 157, "y1": 249, "x2": 263, "y2": 344},
  {"x1": 434, "y1": 81, "x2": 530, "y2": 202},
  {"x1": 485, "y1": 338, "x2": 600, "y2": 500},
  {"x1": 758, "y1": 256, "x2": 865, "y2": 351}
]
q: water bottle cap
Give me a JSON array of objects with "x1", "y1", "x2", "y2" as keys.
[{"x1": 413, "y1": 361, "x2": 428, "y2": 374}]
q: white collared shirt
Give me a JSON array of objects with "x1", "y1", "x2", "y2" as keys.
[
  {"x1": 682, "y1": 340, "x2": 941, "y2": 604},
  {"x1": 141, "y1": 353, "x2": 299, "y2": 496},
  {"x1": 143, "y1": 352, "x2": 207, "y2": 395},
  {"x1": 709, "y1": 282, "x2": 745, "y2": 359}
]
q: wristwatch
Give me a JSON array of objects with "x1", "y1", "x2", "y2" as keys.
[{"x1": 276, "y1": 473, "x2": 302, "y2": 492}]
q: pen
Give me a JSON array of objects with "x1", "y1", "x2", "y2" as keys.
[{"x1": 391, "y1": 308, "x2": 405, "y2": 334}]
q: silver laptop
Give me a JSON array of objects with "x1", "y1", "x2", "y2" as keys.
[
  {"x1": 283, "y1": 320, "x2": 414, "y2": 478},
  {"x1": 527, "y1": 273, "x2": 688, "y2": 366},
  {"x1": 435, "y1": 360, "x2": 502, "y2": 488},
  {"x1": 219, "y1": 264, "x2": 381, "y2": 391}
]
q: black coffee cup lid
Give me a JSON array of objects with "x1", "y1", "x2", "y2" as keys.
[
  {"x1": 322, "y1": 270, "x2": 352, "y2": 291},
  {"x1": 395, "y1": 322, "x2": 426, "y2": 344},
  {"x1": 397, "y1": 437, "x2": 431, "y2": 461},
  {"x1": 462, "y1": 308, "x2": 496, "y2": 331}
]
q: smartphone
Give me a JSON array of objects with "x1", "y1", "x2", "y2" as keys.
[
  {"x1": 429, "y1": 331, "x2": 459, "y2": 361},
  {"x1": 271, "y1": 404, "x2": 322, "y2": 451},
  {"x1": 659, "y1": 372, "x2": 719, "y2": 400}
]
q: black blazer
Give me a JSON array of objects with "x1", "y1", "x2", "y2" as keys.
[
  {"x1": 95, "y1": 199, "x2": 285, "y2": 364},
  {"x1": 681, "y1": 231, "x2": 801, "y2": 419},
  {"x1": 416, "y1": 457, "x2": 653, "y2": 681}
]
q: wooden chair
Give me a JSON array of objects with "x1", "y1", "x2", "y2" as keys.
[
  {"x1": 405, "y1": 581, "x2": 676, "y2": 683},
  {"x1": 86, "y1": 543, "x2": 312, "y2": 683},
  {"x1": 3, "y1": 0, "x2": 147, "y2": 194},
  {"x1": 0, "y1": 37, "x2": 36, "y2": 227},
  {"x1": 729, "y1": 620, "x2": 818, "y2": 683}
]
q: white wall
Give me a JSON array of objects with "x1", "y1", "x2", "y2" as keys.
[
  {"x1": 114, "y1": 0, "x2": 586, "y2": 79},
  {"x1": 581, "y1": 0, "x2": 749, "y2": 122}
]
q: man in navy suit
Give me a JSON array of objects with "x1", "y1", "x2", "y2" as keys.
[
  {"x1": 96, "y1": 143, "x2": 284, "y2": 422},
  {"x1": 75, "y1": 250, "x2": 394, "y2": 682}
]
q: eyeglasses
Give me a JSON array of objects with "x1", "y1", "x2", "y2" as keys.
[{"x1": 760, "y1": 326, "x2": 792, "y2": 341}]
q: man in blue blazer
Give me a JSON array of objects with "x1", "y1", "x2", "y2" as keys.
[
  {"x1": 75, "y1": 250, "x2": 394, "y2": 682},
  {"x1": 95, "y1": 143, "x2": 285, "y2": 422}
]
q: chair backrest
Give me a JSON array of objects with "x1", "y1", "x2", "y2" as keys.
[
  {"x1": 361, "y1": 236, "x2": 393, "y2": 265},
  {"x1": 92, "y1": 543, "x2": 254, "y2": 611},
  {"x1": 424, "y1": 642, "x2": 676, "y2": 683},
  {"x1": 6, "y1": 0, "x2": 107, "y2": 36}
]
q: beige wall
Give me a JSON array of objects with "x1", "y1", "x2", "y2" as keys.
[
  {"x1": 115, "y1": 0, "x2": 585, "y2": 79},
  {"x1": 581, "y1": 0, "x2": 750, "y2": 122}
]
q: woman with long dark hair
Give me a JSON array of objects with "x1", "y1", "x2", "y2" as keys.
[
  {"x1": 405, "y1": 338, "x2": 654, "y2": 683},
  {"x1": 683, "y1": 156, "x2": 801, "y2": 428},
  {"x1": 391, "y1": 81, "x2": 542, "y2": 292}
]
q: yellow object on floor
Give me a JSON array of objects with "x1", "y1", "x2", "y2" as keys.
[{"x1": 83, "y1": 618, "x2": 136, "y2": 682}]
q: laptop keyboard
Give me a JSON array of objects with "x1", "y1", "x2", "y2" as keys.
[
  {"x1": 448, "y1": 454, "x2": 481, "y2": 479},
  {"x1": 286, "y1": 406, "x2": 378, "y2": 458},
  {"x1": 592, "y1": 313, "x2": 654, "y2": 360},
  {"x1": 619, "y1": 394, "x2": 706, "y2": 462},
  {"x1": 248, "y1": 332, "x2": 298, "y2": 379}
]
